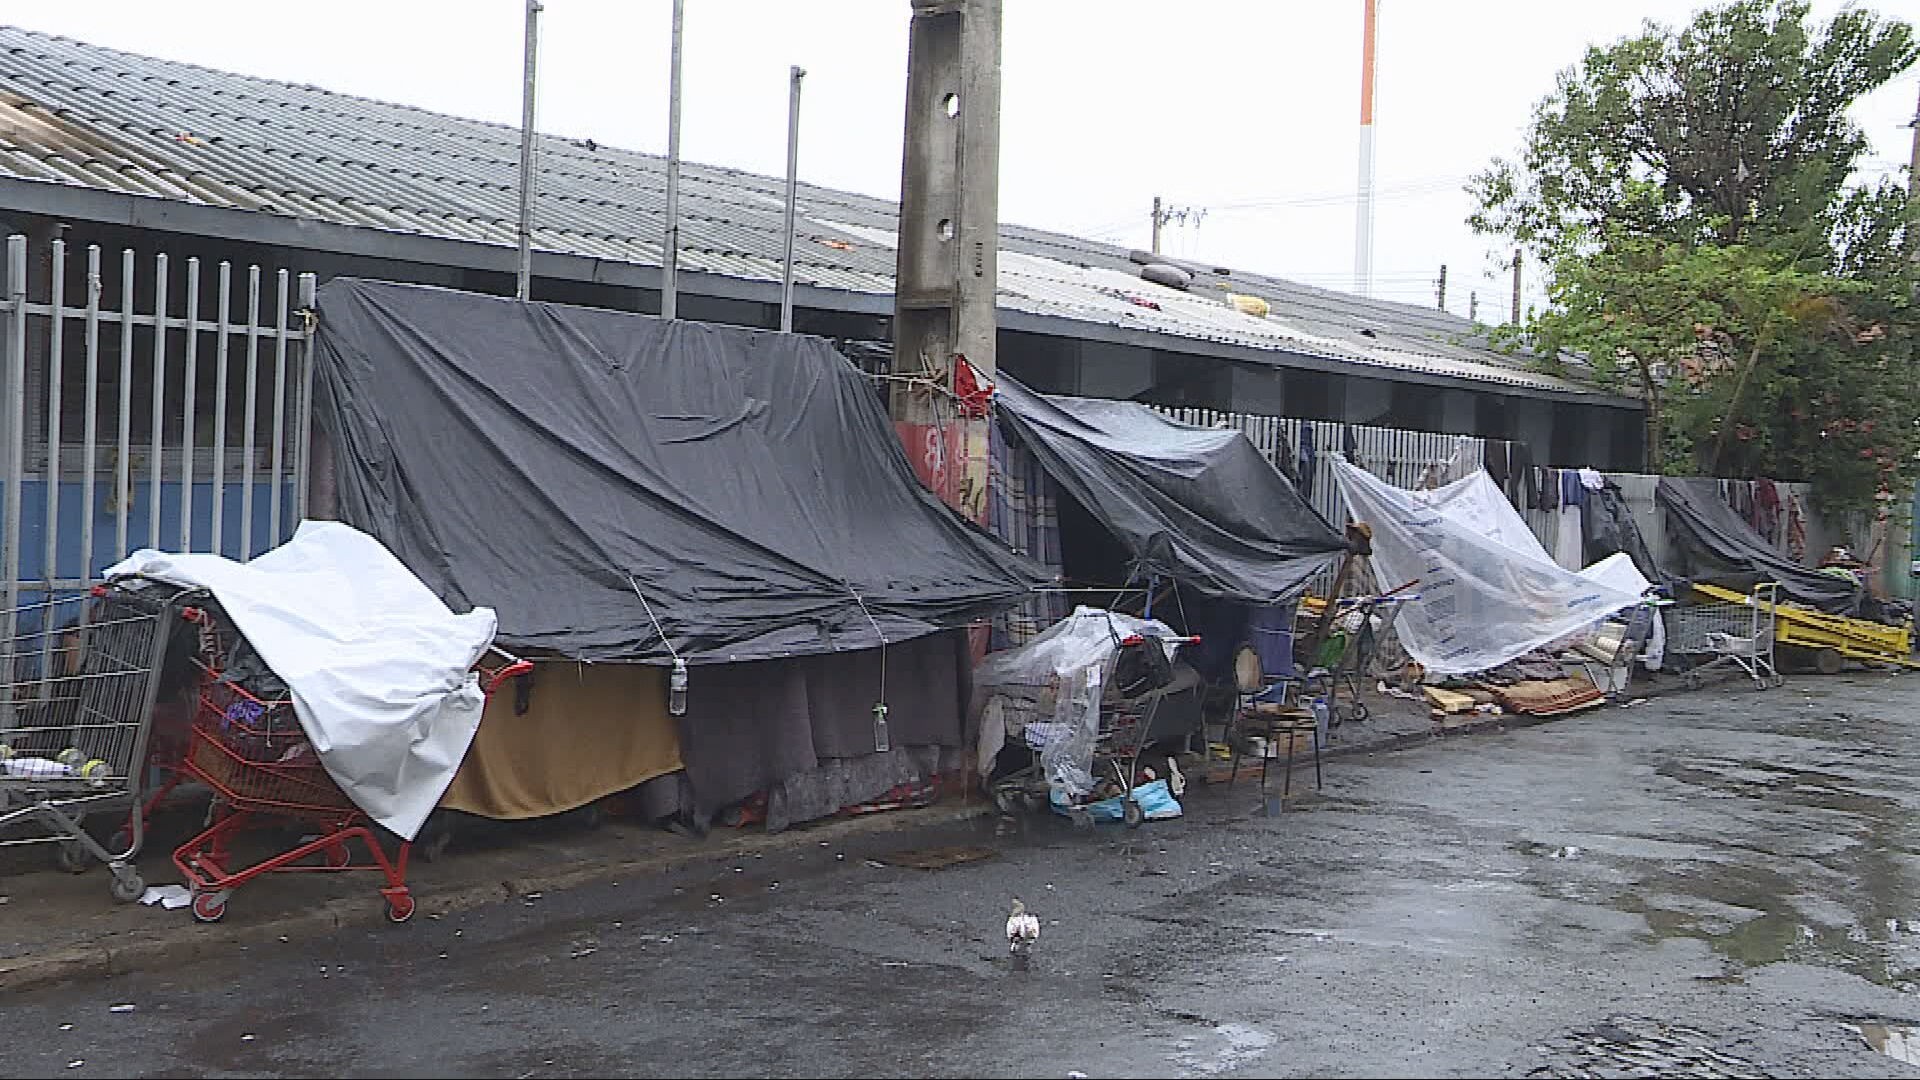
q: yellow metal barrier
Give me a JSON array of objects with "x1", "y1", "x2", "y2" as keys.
[{"x1": 1689, "y1": 582, "x2": 1916, "y2": 669}]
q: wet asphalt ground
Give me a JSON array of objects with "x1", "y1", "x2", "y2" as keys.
[{"x1": 6, "y1": 671, "x2": 1920, "y2": 1079}]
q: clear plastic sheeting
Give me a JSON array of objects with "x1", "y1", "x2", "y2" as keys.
[
  {"x1": 972, "y1": 608, "x2": 1177, "y2": 798},
  {"x1": 1331, "y1": 459, "x2": 1643, "y2": 675}
]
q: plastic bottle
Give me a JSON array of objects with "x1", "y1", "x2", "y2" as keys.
[
  {"x1": 668, "y1": 659, "x2": 689, "y2": 717},
  {"x1": 872, "y1": 702, "x2": 890, "y2": 753}
]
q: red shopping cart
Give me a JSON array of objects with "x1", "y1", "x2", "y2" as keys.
[{"x1": 171, "y1": 646, "x2": 530, "y2": 923}]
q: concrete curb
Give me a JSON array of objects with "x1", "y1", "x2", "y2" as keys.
[
  {"x1": 0, "y1": 706, "x2": 1592, "y2": 993},
  {"x1": 0, "y1": 801, "x2": 993, "y2": 994}
]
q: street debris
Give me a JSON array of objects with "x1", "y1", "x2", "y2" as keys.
[
  {"x1": 108, "y1": 1004, "x2": 135, "y2": 1014},
  {"x1": 139, "y1": 884, "x2": 191, "y2": 909},
  {"x1": 1850, "y1": 1021, "x2": 1920, "y2": 1066}
]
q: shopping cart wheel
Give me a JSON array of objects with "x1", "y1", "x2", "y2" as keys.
[
  {"x1": 53, "y1": 841, "x2": 91, "y2": 874},
  {"x1": 323, "y1": 842, "x2": 353, "y2": 869},
  {"x1": 1122, "y1": 799, "x2": 1144, "y2": 829},
  {"x1": 386, "y1": 893, "x2": 416, "y2": 924},
  {"x1": 191, "y1": 889, "x2": 229, "y2": 923},
  {"x1": 109, "y1": 869, "x2": 145, "y2": 903}
]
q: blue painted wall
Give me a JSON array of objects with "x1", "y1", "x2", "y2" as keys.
[{"x1": 3, "y1": 478, "x2": 293, "y2": 582}]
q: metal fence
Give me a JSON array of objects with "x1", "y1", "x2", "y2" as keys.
[
  {"x1": 1155, "y1": 406, "x2": 1487, "y2": 591},
  {"x1": 0, "y1": 234, "x2": 317, "y2": 637}
]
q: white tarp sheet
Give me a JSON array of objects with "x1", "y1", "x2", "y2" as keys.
[
  {"x1": 106, "y1": 521, "x2": 496, "y2": 840},
  {"x1": 1332, "y1": 459, "x2": 1644, "y2": 674}
]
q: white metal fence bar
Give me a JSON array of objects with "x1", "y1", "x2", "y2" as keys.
[
  {"x1": 212, "y1": 262, "x2": 230, "y2": 552},
  {"x1": 2, "y1": 240, "x2": 27, "y2": 685},
  {"x1": 179, "y1": 258, "x2": 200, "y2": 552},
  {"x1": 114, "y1": 248, "x2": 133, "y2": 561},
  {"x1": 240, "y1": 265, "x2": 260, "y2": 562},
  {"x1": 148, "y1": 252, "x2": 168, "y2": 550}
]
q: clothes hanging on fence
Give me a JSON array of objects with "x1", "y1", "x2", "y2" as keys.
[
  {"x1": 1560, "y1": 469, "x2": 1588, "y2": 509},
  {"x1": 1483, "y1": 441, "x2": 1511, "y2": 489},
  {"x1": 1787, "y1": 493, "x2": 1808, "y2": 561},
  {"x1": 1539, "y1": 469, "x2": 1560, "y2": 511},
  {"x1": 1554, "y1": 507, "x2": 1584, "y2": 570},
  {"x1": 1297, "y1": 422, "x2": 1317, "y2": 499},
  {"x1": 1509, "y1": 442, "x2": 1537, "y2": 507},
  {"x1": 1753, "y1": 478, "x2": 1780, "y2": 543},
  {"x1": 1342, "y1": 424, "x2": 1360, "y2": 463},
  {"x1": 987, "y1": 422, "x2": 1069, "y2": 649}
]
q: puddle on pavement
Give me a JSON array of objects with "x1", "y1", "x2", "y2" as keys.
[
  {"x1": 1169, "y1": 1022, "x2": 1276, "y2": 1076},
  {"x1": 875, "y1": 844, "x2": 998, "y2": 870},
  {"x1": 1854, "y1": 1022, "x2": 1920, "y2": 1065},
  {"x1": 1512, "y1": 841, "x2": 1582, "y2": 860}
]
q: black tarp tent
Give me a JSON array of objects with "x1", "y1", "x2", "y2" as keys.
[
  {"x1": 993, "y1": 376, "x2": 1348, "y2": 605},
  {"x1": 313, "y1": 279, "x2": 1047, "y2": 663},
  {"x1": 1657, "y1": 477, "x2": 1860, "y2": 615}
]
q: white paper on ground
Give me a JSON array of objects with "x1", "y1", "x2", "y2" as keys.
[
  {"x1": 1332, "y1": 459, "x2": 1644, "y2": 675},
  {"x1": 106, "y1": 521, "x2": 496, "y2": 840},
  {"x1": 140, "y1": 884, "x2": 191, "y2": 909}
]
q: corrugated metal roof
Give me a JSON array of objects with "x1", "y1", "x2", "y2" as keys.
[{"x1": 0, "y1": 25, "x2": 1614, "y2": 399}]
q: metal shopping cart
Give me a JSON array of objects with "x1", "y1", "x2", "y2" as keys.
[
  {"x1": 984, "y1": 617, "x2": 1199, "y2": 829},
  {"x1": 171, "y1": 645, "x2": 531, "y2": 923},
  {"x1": 1666, "y1": 582, "x2": 1783, "y2": 689},
  {"x1": 0, "y1": 577, "x2": 208, "y2": 901}
]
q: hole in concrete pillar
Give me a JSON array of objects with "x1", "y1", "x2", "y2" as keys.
[
  {"x1": 942, "y1": 93, "x2": 959, "y2": 118},
  {"x1": 937, "y1": 219, "x2": 955, "y2": 242}
]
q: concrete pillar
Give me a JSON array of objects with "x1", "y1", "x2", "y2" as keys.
[
  {"x1": 892, "y1": 0, "x2": 1002, "y2": 420},
  {"x1": 890, "y1": 0, "x2": 1001, "y2": 534}
]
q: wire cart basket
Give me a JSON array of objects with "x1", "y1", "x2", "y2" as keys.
[
  {"x1": 1666, "y1": 581, "x2": 1783, "y2": 689},
  {"x1": 0, "y1": 577, "x2": 207, "y2": 901},
  {"x1": 171, "y1": 645, "x2": 531, "y2": 923}
]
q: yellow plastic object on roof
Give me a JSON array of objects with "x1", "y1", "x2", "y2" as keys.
[{"x1": 1225, "y1": 293, "x2": 1271, "y2": 318}]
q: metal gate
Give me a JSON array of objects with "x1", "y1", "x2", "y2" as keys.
[{"x1": 1, "y1": 234, "x2": 317, "y2": 637}]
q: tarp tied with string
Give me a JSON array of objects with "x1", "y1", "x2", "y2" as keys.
[
  {"x1": 992, "y1": 376, "x2": 1348, "y2": 604},
  {"x1": 312, "y1": 279, "x2": 1047, "y2": 663}
]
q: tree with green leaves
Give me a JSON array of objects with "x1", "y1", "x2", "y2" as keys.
[{"x1": 1469, "y1": 0, "x2": 1919, "y2": 516}]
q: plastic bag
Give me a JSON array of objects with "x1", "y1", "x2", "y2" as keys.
[
  {"x1": 1048, "y1": 778, "x2": 1184, "y2": 821},
  {"x1": 972, "y1": 608, "x2": 1179, "y2": 798}
]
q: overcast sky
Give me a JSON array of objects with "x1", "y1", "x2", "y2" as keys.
[{"x1": 12, "y1": 1, "x2": 1920, "y2": 318}]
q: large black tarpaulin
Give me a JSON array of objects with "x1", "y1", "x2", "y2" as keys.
[
  {"x1": 313, "y1": 279, "x2": 1046, "y2": 662},
  {"x1": 993, "y1": 376, "x2": 1347, "y2": 604},
  {"x1": 1656, "y1": 477, "x2": 1860, "y2": 615}
]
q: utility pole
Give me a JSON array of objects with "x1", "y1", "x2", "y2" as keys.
[
  {"x1": 1909, "y1": 79, "x2": 1920, "y2": 204},
  {"x1": 1510, "y1": 248, "x2": 1522, "y2": 325},
  {"x1": 779, "y1": 65, "x2": 806, "y2": 333},
  {"x1": 1151, "y1": 195, "x2": 1163, "y2": 256},
  {"x1": 893, "y1": 0, "x2": 1002, "y2": 520},
  {"x1": 514, "y1": 0, "x2": 541, "y2": 302},
  {"x1": 1907, "y1": 80, "x2": 1919, "y2": 259},
  {"x1": 1435, "y1": 263, "x2": 1446, "y2": 311},
  {"x1": 661, "y1": 0, "x2": 685, "y2": 320},
  {"x1": 1353, "y1": 0, "x2": 1379, "y2": 297}
]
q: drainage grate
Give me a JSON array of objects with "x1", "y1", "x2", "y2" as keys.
[{"x1": 1524, "y1": 1017, "x2": 1772, "y2": 1079}]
